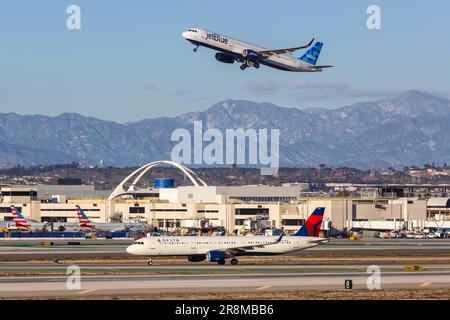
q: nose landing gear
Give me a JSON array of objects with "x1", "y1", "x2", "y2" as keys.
[
  {"x1": 147, "y1": 258, "x2": 153, "y2": 265},
  {"x1": 193, "y1": 45, "x2": 199, "y2": 52}
]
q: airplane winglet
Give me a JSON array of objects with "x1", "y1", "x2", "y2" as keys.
[{"x1": 275, "y1": 230, "x2": 284, "y2": 243}]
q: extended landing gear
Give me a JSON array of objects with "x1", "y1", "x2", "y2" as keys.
[
  {"x1": 193, "y1": 45, "x2": 199, "y2": 52},
  {"x1": 240, "y1": 62, "x2": 259, "y2": 70},
  {"x1": 217, "y1": 259, "x2": 226, "y2": 265},
  {"x1": 147, "y1": 258, "x2": 153, "y2": 265},
  {"x1": 230, "y1": 258, "x2": 239, "y2": 265}
]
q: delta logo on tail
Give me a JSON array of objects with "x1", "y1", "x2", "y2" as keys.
[
  {"x1": 76, "y1": 205, "x2": 96, "y2": 229},
  {"x1": 294, "y1": 207, "x2": 325, "y2": 237},
  {"x1": 10, "y1": 206, "x2": 32, "y2": 229}
]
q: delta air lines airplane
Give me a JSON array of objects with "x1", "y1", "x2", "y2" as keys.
[
  {"x1": 182, "y1": 28, "x2": 333, "y2": 72},
  {"x1": 127, "y1": 207, "x2": 327, "y2": 265}
]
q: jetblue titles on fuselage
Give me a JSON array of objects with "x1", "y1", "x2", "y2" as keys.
[{"x1": 206, "y1": 32, "x2": 228, "y2": 44}]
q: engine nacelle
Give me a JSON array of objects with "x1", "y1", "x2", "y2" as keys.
[
  {"x1": 206, "y1": 250, "x2": 226, "y2": 262},
  {"x1": 187, "y1": 255, "x2": 206, "y2": 262},
  {"x1": 242, "y1": 49, "x2": 260, "y2": 63},
  {"x1": 215, "y1": 53, "x2": 235, "y2": 64}
]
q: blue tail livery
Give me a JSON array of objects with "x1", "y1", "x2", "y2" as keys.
[
  {"x1": 294, "y1": 207, "x2": 325, "y2": 237},
  {"x1": 299, "y1": 42, "x2": 323, "y2": 65}
]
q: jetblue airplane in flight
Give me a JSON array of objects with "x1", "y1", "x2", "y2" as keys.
[
  {"x1": 127, "y1": 207, "x2": 327, "y2": 265},
  {"x1": 182, "y1": 28, "x2": 333, "y2": 72}
]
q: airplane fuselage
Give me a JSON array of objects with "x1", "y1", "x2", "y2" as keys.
[
  {"x1": 127, "y1": 235, "x2": 326, "y2": 257},
  {"x1": 81, "y1": 222, "x2": 147, "y2": 233},
  {"x1": 182, "y1": 28, "x2": 321, "y2": 72}
]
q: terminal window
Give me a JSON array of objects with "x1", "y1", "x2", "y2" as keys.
[
  {"x1": 0, "y1": 207, "x2": 21, "y2": 213},
  {"x1": 129, "y1": 207, "x2": 145, "y2": 214},
  {"x1": 41, "y1": 217, "x2": 68, "y2": 223},
  {"x1": 1, "y1": 191, "x2": 37, "y2": 197},
  {"x1": 235, "y1": 208, "x2": 269, "y2": 215},
  {"x1": 282, "y1": 219, "x2": 305, "y2": 226}
]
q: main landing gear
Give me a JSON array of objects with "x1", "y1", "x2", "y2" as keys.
[
  {"x1": 147, "y1": 257, "x2": 153, "y2": 265},
  {"x1": 240, "y1": 62, "x2": 260, "y2": 70},
  {"x1": 217, "y1": 258, "x2": 239, "y2": 265},
  {"x1": 193, "y1": 45, "x2": 199, "y2": 52}
]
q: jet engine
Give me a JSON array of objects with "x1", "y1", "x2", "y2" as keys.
[
  {"x1": 187, "y1": 255, "x2": 207, "y2": 262},
  {"x1": 206, "y1": 250, "x2": 226, "y2": 262},
  {"x1": 215, "y1": 53, "x2": 235, "y2": 64}
]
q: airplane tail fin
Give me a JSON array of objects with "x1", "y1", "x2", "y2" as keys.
[
  {"x1": 294, "y1": 207, "x2": 325, "y2": 237},
  {"x1": 10, "y1": 206, "x2": 32, "y2": 228},
  {"x1": 299, "y1": 42, "x2": 323, "y2": 65},
  {"x1": 76, "y1": 205, "x2": 95, "y2": 228}
]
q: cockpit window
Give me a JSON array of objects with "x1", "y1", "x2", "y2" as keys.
[{"x1": 134, "y1": 241, "x2": 144, "y2": 245}]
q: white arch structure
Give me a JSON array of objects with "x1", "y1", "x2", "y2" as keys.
[{"x1": 108, "y1": 160, "x2": 208, "y2": 200}]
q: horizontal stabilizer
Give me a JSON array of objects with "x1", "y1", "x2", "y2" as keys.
[{"x1": 310, "y1": 65, "x2": 334, "y2": 69}]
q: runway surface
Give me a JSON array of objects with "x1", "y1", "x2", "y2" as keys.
[
  {"x1": 0, "y1": 271, "x2": 449, "y2": 298},
  {"x1": 1, "y1": 262, "x2": 450, "y2": 271}
]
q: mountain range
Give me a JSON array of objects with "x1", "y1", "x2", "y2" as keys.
[{"x1": 1, "y1": 90, "x2": 449, "y2": 169}]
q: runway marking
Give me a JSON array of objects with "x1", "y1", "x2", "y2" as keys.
[
  {"x1": 420, "y1": 282, "x2": 431, "y2": 287},
  {"x1": 77, "y1": 289, "x2": 97, "y2": 294},
  {"x1": 256, "y1": 285, "x2": 272, "y2": 291}
]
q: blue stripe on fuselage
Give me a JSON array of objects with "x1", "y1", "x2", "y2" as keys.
[
  {"x1": 188, "y1": 40, "x2": 294, "y2": 72},
  {"x1": 234, "y1": 251, "x2": 280, "y2": 257}
]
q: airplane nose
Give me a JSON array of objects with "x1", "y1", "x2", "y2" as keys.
[
  {"x1": 182, "y1": 31, "x2": 189, "y2": 39},
  {"x1": 126, "y1": 245, "x2": 135, "y2": 254}
]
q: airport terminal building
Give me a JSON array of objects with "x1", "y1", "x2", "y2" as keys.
[{"x1": 1, "y1": 161, "x2": 449, "y2": 235}]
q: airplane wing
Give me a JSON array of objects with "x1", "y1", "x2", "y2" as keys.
[
  {"x1": 258, "y1": 39, "x2": 314, "y2": 57},
  {"x1": 202, "y1": 233, "x2": 285, "y2": 256}
]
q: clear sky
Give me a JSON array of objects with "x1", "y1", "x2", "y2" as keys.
[{"x1": 0, "y1": 0, "x2": 449, "y2": 122}]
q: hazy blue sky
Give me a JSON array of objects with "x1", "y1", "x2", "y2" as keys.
[{"x1": 0, "y1": 0, "x2": 449, "y2": 122}]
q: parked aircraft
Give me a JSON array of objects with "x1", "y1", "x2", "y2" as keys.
[
  {"x1": 76, "y1": 205, "x2": 147, "y2": 233},
  {"x1": 10, "y1": 206, "x2": 77, "y2": 231}
]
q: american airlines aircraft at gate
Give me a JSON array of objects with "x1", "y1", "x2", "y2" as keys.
[
  {"x1": 127, "y1": 207, "x2": 327, "y2": 265},
  {"x1": 182, "y1": 28, "x2": 333, "y2": 72}
]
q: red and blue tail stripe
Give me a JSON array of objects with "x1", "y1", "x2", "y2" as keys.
[
  {"x1": 76, "y1": 205, "x2": 96, "y2": 228},
  {"x1": 10, "y1": 206, "x2": 32, "y2": 229},
  {"x1": 294, "y1": 207, "x2": 325, "y2": 237}
]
